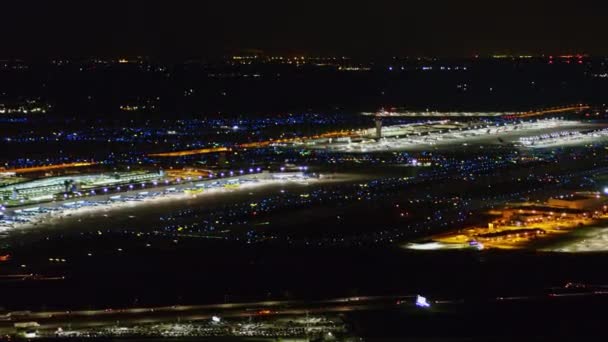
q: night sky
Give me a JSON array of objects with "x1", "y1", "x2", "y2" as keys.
[{"x1": 2, "y1": 1, "x2": 607, "y2": 58}]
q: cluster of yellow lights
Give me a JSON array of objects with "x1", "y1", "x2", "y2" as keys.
[{"x1": 119, "y1": 105, "x2": 140, "y2": 112}]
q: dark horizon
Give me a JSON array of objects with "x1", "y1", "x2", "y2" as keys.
[{"x1": 2, "y1": 0, "x2": 607, "y2": 59}]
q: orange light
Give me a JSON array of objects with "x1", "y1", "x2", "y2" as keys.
[
  {"x1": 148, "y1": 147, "x2": 232, "y2": 157},
  {"x1": 150, "y1": 130, "x2": 359, "y2": 157},
  {"x1": 511, "y1": 105, "x2": 590, "y2": 118},
  {"x1": 2, "y1": 162, "x2": 96, "y2": 174}
]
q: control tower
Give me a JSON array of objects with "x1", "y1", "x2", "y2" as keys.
[{"x1": 374, "y1": 108, "x2": 384, "y2": 139}]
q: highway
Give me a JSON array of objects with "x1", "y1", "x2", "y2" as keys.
[
  {"x1": 2, "y1": 288, "x2": 608, "y2": 335},
  {"x1": 1, "y1": 162, "x2": 97, "y2": 174},
  {"x1": 511, "y1": 104, "x2": 590, "y2": 118},
  {"x1": 0, "y1": 295, "x2": 414, "y2": 332},
  {"x1": 148, "y1": 130, "x2": 358, "y2": 157}
]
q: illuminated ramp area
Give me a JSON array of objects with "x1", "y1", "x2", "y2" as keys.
[
  {"x1": 309, "y1": 119, "x2": 596, "y2": 152},
  {"x1": 0, "y1": 171, "x2": 164, "y2": 203}
]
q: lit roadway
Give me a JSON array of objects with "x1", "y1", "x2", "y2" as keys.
[
  {"x1": 2, "y1": 289, "x2": 608, "y2": 334},
  {"x1": 510, "y1": 104, "x2": 590, "y2": 118},
  {"x1": 148, "y1": 130, "x2": 358, "y2": 157},
  {"x1": 1, "y1": 162, "x2": 97, "y2": 174},
  {"x1": 0, "y1": 296, "x2": 416, "y2": 331}
]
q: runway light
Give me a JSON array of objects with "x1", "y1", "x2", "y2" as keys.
[{"x1": 604, "y1": 187, "x2": 608, "y2": 195}]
